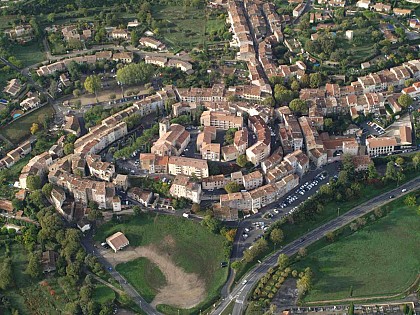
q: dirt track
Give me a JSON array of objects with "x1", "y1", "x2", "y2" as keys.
[{"x1": 104, "y1": 245, "x2": 206, "y2": 309}]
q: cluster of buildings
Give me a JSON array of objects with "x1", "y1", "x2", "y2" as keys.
[
  {"x1": 36, "y1": 50, "x2": 134, "y2": 76},
  {"x1": 17, "y1": 87, "x2": 176, "y2": 222},
  {"x1": 144, "y1": 55, "x2": 193, "y2": 72},
  {"x1": 299, "y1": 60, "x2": 420, "y2": 120}
]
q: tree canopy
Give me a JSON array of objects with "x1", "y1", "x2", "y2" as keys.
[{"x1": 116, "y1": 63, "x2": 155, "y2": 85}]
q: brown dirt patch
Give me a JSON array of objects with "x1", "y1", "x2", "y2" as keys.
[{"x1": 104, "y1": 245, "x2": 206, "y2": 309}]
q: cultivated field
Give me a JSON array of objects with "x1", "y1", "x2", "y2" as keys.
[
  {"x1": 95, "y1": 213, "x2": 229, "y2": 313},
  {"x1": 294, "y1": 194, "x2": 420, "y2": 302}
]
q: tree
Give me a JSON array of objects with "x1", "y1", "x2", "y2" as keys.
[
  {"x1": 30, "y1": 123, "x2": 39, "y2": 135},
  {"x1": 395, "y1": 157, "x2": 404, "y2": 167},
  {"x1": 404, "y1": 195, "x2": 416, "y2": 207},
  {"x1": 398, "y1": 94, "x2": 413, "y2": 108},
  {"x1": 325, "y1": 231, "x2": 335, "y2": 242},
  {"x1": 274, "y1": 84, "x2": 294, "y2": 104},
  {"x1": 412, "y1": 153, "x2": 420, "y2": 170},
  {"x1": 73, "y1": 89, "x2": 81, "y2": 97},
  {"x1": 26, "y1": 252, "x2": 42, "y2": 279},
  {"x1": 84, "y1": 75, "x2": 101, "y2": 101},
  {"x1": 236, "y1": 154, "x2": 248, "y2": 168},
  {"x1": 385, "y1": 161, "x2": 397, "y2": 181},
  {"x1": 367, "y1": 162, "x2": 378, "y2": 179},
  {"x1": 298, "y1": 247, "x2": 307, "y2": 258},
  {"x1": 289, "y1": 99, "x2": 308, "y2": 115},
  {"x1": 270, "y1": 228, "x2": 284, "y2": 245},
  {"x1": 191, "y1": 203, "x2": 200, "y2": 213},
  {"x1": 42, "y1": 183, "x2": 53, "y2": 196},
  {"x1": 309, "y1": 73, "x2": 322, "y2": 88},
  {"x1": 277, "y1": 253, "x2": 289, "y2": 269},
  {"x1": 224, "y1": 181, "x2": 241, "y2": 193},
  {"x1": 116, "y1": 63, "x2": 155, "y2": 85},
  {"x1": 132, "y1": 205, "x2": 142, "y2": 215},
  {"x1": 0, "y1": 258, "x2": 13, "y2": 290},
  {"x1": 27, "y1": 175, "x2": 42, "y2": 191},
  {"x1": 64, "y1": 143, "x2": 75, "y2": 155}
]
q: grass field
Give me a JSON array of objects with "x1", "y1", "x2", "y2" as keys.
[
  {"x1": 95, "y1": 213, "x2": 229, "y2": 313},
  {"x1": 92, "y1": 284, "x2": 116, "y2": 304},
  {"x1": 116, "y1": 257, "x2": 166, "y2": 303},
  {"x1": 294, "y1": 194, "x2": 420, "y2": 302},
  {"x1": 9, "y1": 42, "x2": 46, "y2": 67},
  {"x1": 0, "y1": 104, "x2": 55, "y2": 144},
  {"x1": 152, "y1": 5, "x2": 225, "y2": 50},
  {"x1": 235, "y1": 171, "x2": 420, "y2": 282}
]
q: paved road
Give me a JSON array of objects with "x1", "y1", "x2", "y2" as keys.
[{"x1": 213, "y1": 176, "x2": 420, "y2": 315}]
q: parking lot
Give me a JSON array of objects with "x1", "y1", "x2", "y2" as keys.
[{"x1": 233, "y1": 167, "x2": 335, "y2": 259}]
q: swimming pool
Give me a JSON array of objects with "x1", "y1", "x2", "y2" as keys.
[{"x1": 13, "y1": 113, "x2": 21, "y2": 119}]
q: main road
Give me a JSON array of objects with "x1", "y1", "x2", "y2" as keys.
[{"x1": 213, "y1": 176, "x2": 420, "y2": 315}]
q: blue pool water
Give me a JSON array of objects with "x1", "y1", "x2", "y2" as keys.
[{"x1": 13, "y1": 113, "x2": 21, "y2": 119}]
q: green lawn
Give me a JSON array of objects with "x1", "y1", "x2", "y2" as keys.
[
  {"x1": 95, "y1": 213, "x2": 229, "y2": 313},
  {"x1": 0, "y1": 104, "x2": 55, "y2": 144},
  {"x1": 294, "y1": 193, "x2": 420, "y2": 302},
  {"x1": 116, "y1": 257, "x2": 166, "y2": 303},
  {"x1": 152, "y1": 5, "x2": 225, "y2": 50},
  {"x1": 9, "y1": 42, "x2": 46, "y2": 67},
  {"x1": 92, "y1": 284, "x2": 116, "y2": 304}
]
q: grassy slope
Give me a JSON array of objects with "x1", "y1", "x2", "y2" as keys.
[
  {"x1": 116, "y1": 257, "x2": 166, "y2": 303},
  {"x1": 95, "y1": 213, "x2": 228, "y2": 312},
  {"x1": 9, "y1": 42, "x2": 46, "y2": 67},
  {"x1": 0, "y1": 104, "x2": 55, "y2": 144},
  {"x1": 294, "y1": 195, "x2": 420, "y2": 302},
  {"x1": 92, "y1": 284, "x2": 116, "y2": 304}
]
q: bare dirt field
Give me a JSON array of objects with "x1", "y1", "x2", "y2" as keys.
[{"x1": 104, "y1": 245, "x2": 206, "y2": 309}]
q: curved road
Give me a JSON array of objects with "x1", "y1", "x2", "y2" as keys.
[{"x1": 213, "y1": 176, "x2": 420, "y2": 315}]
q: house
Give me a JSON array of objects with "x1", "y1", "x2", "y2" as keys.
[
  {"x1": 112, "y1": 52, "x2": 133, "y2": 63},
  {"x1": 20, "y1": 95, "x2": 40, "y2": 111},
  {"x1": 200, "y1": 111, "x2": 243, "y2": 130},
  {"x1": 139, "y1": 37, "x2": 166, "y2": 50},
  {"x1": 168, "y1": 156, "x2": 209, "y2": 178},
  {"x1": 372, "y1": 3, "x2": 391, "y2": 13},
  {"x1": 366, "y1": 137, "x2": 398, "y2": 156},
  {"x1": 242, "y1": 170, "x2": 263, "y2": 190},
  {"x1": 356, "y1": 0, "x2": 370, "y2": 9},
  {"x1": 113, "y1": 174, "x2": 129, "y2": 190},
  {"x1": 393, "y1": 8, "x2": 411, "y2": 16},
  {"x1": 352, "y1": 155, "x2": 371, "y2": 172},
  {"x1": 106, "y1": 232, "x2": 130, "y2": 252},
  {"x1": 169, "y1": 175, "x2": 202, "y2": 204},
  {"x1": 128, "y1": 187, "x2": 153, "y2": 207},
  {"x1": 409, "y1": 19, "x2": 420, "y2": 30},
  {"x1": 145, "y1": 55, "x2": 168, "y2": 67},
  {"x1": 63, "y1": 115, "x2": 81, "y2": 137},
  {"x1": 139, "y1": 153, "x2": 169, "y2": 174},
  {"x1": 127, "y1": 20, "x2": 140, "y2": 28},
  {"x1": 110, "y1": 29, "x2": 129, "y2": 39},
  {"x1": 293, "y1": 3, "x2": 306, "y2": 17},
  {"x1": 60, "y1": 73, "x2": 71, "y2": 87},
  {"x1": 3, "y1": 79, "x2": 24, "y2": 97},
  {"x1": 202, "y1": 175, "x2": 228, "y2": 190},
  {"x1": 41, "y1": 250, "x2": 58, "y2": 273},
  {"x1": 77, "y1": 218, "x2": 91, "y2": 232}
]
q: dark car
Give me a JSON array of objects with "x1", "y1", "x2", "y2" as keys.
[{"x1": 220, "y1": 262, "x2": 228, "y2": 268}]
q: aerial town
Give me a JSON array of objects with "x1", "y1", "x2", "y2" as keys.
[{"x1": 0, "y1": 0, "x2": 419, "y2": 314}]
